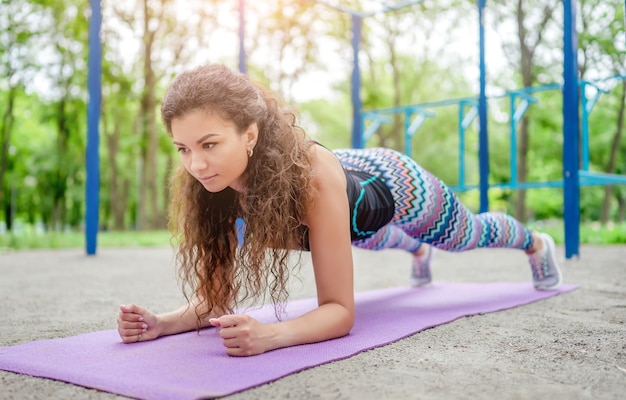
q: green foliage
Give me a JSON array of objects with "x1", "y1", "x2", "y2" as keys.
[
  {"x1": 299, "y1": 97, "x2": 352, "y2": 148},
  {"x1": 527, "y1": 220, "x2": 626, "y2": 245},
  {"x1": 0, "y1": 0, "x2": 625, "y2": 235}
]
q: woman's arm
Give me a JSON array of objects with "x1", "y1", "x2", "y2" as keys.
[
  {"x1": 117, "y1": 296, "x2": 218, "y2": 343},
  {"x1": 210, "y1": 144, "x2": 355, "y2": 355}
]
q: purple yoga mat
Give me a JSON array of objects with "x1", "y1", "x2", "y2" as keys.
[{"x1": 0, "y1": 282, "x2": 576, "y2": 399}]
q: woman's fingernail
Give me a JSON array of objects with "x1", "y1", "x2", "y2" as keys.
[
  {"x1": 138, "y1": 317, "x2": 144, "y2": 322},
  {"x1": 142, "y1": 324, "x2": 148, "y2": 330}
]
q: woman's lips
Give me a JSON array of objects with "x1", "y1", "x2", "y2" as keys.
[{"x1": 198, "y1": 175, "x2": 217, "y2": 184}]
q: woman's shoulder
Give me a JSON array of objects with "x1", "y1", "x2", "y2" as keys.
[{"x1": 307, "y1": 142, "x2": 346, "y2": 190}]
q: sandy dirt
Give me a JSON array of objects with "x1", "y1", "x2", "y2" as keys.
[{"x1": 0, "y1": 244, "x2": 624, "y2": 399}]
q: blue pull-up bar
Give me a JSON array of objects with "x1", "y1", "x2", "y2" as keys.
[
  {"x1": 562, "y1": 0, "x2": 580, "y2": 259},
  {"x1": 85, "y1": 0, "x2": 101, "y2": 255}
]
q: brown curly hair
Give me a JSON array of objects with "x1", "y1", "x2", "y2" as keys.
[{"x1": 161, "y1": 64, "x2": 314, "y2": 324}]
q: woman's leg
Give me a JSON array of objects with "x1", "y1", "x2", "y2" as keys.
[
  {"x1": 338, "y1": 147, "x2": 560, "y2": 289},
  {"x1": 352, "y1": 225, "x2": 433, "y2": 286},
  {"x1": 336, "y1": 147, "x2": 534, "y2": 252}
]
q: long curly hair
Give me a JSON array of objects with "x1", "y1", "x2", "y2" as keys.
[{"x1": 161, "y1": 64, "x2": 314, "y2": 323}]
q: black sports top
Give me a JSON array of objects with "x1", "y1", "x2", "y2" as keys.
[
  {"x1": 301, "y1": 142, "x2": 395, "y2": 250},
  {"x1": 343, "y1": 168, "x2": 395, "y2": 241}
]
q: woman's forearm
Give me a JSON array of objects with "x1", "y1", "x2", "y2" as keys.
[
  {"x1": 157, "y1": 298, "x2": 217, "y2": 337},
  {"x1": 264, "y1": 302, "x2": 354, "y2": 352}
]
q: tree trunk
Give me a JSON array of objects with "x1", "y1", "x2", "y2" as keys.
[
  {"x1": 514, "y1": 0, "x2": 532, "y2": 222},
  {"x1": 617, "y1": 192, "x2": 625, "y2": 222},
  {"x1": 104, "y1": 104, "x2": 130, "y2": 230},
  {"x1": 53, "y1": 97, "x2": 69, "y2": 231},
  {"x1": 510, "y1": 0, "x2": 556, "y2": 222},
  {"x1": 137, "y1": 0, "x2": 159, "y2": 230},
  {"x1": 0, "y1": 85, "x2": 16, "y2": 231},
  {"x1": 515, "y1": 116, "x2": 529, "y2": 221},
  {"x1": 600, "y1": 80, "x2": 626, "y2": 224},
  {"x1": 381, "y1": 18, "x2": 402, "y2": 150}
]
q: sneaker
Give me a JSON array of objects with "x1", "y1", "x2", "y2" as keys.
[
  {"x1": 527, "y1": 233, "x2": 562, "y2": 290},
  {"x1": 410, "y1": 245, "x2": 433, "y2": 286}
]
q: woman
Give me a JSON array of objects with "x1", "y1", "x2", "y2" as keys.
[{"x1": 117, "y1": 64, "x2": 561, "y2": 356}]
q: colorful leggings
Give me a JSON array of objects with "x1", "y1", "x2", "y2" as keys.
[{"x1": 333, "y1": 147, "x2": 534, "y2": 254}]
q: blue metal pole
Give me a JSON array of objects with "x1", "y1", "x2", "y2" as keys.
[
  {"x1": 477, "y1": 0, "x2": 489, "y2": 212},
  {"x1": 351, "y1": 15, "x2": 363, "y2": 148},
  {"x1": 85, "y1": 0, "x2": 102, "y2": 255},
  {"x1": 563, "y1": 0, "x2": 580, "y2": 259},
  {"x1": 404, "y1": 110, "x2": 412, "y2": 157},
  {"x1": 239, "y1": 0, "x2": 247, "y2": 74},
  {"x1": 509, "y1": 94, "x2": 518, "y2": 187},
  {"x1": 458, "y1": 103, "x2": 466, "y2": 189},
  {"x1": 580, "y1": 82, "x2": 590, "y2": 171}
]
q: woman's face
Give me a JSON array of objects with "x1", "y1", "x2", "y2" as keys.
[{"x1": 171, "y1": 109, "x2": 258, "y2": 193}]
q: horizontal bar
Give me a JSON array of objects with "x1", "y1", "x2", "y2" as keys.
[
  {"x1": 579, "y1": 171, "x2": 626, "y2": 186},
  {"x1": 366, "y1": 76, "x2": 625, "y2": 116},
  {"x1": 365, "y1": 0, "x2": 427, "y2": 16},
  {"x1": 449, "y1": 171, "x2": 626, "y2": 193}
]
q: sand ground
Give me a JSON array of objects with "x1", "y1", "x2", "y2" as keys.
[{"x1": 0, "y1": 244, "x2": 624, "y2": 400}]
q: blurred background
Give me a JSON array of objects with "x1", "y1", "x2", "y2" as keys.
[{"x1": 0, "y1": 0, "x2": 625, "y2": 250}]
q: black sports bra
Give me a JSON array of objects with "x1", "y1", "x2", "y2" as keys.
[
  {"x1": 343, "y1": 168, "x2": 395, "y2": 241},
  {"x1": 301, "y1": 142, "x2": 395, "y2": 249}
]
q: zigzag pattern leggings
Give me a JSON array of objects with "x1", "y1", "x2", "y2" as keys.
[{"x1": 333, "y1": 147, "x2": 534, "y2": 254}]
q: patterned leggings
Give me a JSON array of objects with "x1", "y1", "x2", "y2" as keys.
[{"x1": 333, "y1": 147, "x2": 534, "y2": 254}]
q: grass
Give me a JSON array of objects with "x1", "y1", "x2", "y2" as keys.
[
  {"x1": 527, "y1": 220, "x2": 626, "y2": 245},
  {"x1": 0, "y1": 230, "x2": 172, "y2": 252},
  {"x1": 0, "y1": 221, "x2": 625, "y2": 252}
]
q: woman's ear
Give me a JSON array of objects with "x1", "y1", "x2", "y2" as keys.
[{"x1": 245, "y1": 122, "x2": 259, "y2": 149}]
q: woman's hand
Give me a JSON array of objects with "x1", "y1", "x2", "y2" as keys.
[
  {"x1": 210, "y1": 314, "x2": 275, "y2": 356},
  {"x1": 117, "y1": 304, "x2": 161, "y2": 343}
]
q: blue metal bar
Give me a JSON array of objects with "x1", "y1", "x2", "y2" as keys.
[
  {"x1": 458, "y1": 105, "x2": 466, "y2": 189},
  {"x1": 351, "y1": 15, "x2": 363, "y2": 148},
  {"x1": 366, "y1": 83, "x2": 565, "y2": 116},
  {"x1": 508, "y1": 92, "x2": 538, "y2": 187},
  {"x1": 85, "y1": 0, "x2": 102, "y2": 256},
  {"x1": 403, "y1": 107, "x2": 436, "y2": 157},
  {"x1": 579, "y1": 171, "x2": 626, "y2": 186},
  {"x1": 563, "y1": 0, "x2": 580, "y2": 259},
  {"x1": 512, "y1": 96, "x2": 537, "y2": 123},
  {"x1": 407, "y1": 114, "x2": 429, "y2": 136},
  {"x1": 460, "y1": 102, "x2": 478, "y2": 129},
  {"x1": 580, "y1": 81, "x2": 609, "y2": 171},
  {"x1": 367, "y1": 0, "x2": 427, "y2": 16},
  {"x1": 238, "y1": 0, "x2": 247, "y2": 74},
  {"x1": 313, "y1": 0, "x2": 425, "y2": 17},
  {"x1": 362, "y1": 113, "x2": 391, "y2": 142},
  {"x1": 404, "y1": 110, "x2": 413, "y2": 157},
  {"x1": 509, "y1": 94, "x2": 518, "y2": 187},
  {"x1": 313, "y1": 0, "x2": 364, "y2": 17},
  {"x1": 477, "y1": 0, "x2": 489, "y2": 213},
  {"x1": 580, "y1": 81, "x2": 590, "y2": 171},
  {"x1": 451, "y1": 172, "x2": 626, "y2": 193}
]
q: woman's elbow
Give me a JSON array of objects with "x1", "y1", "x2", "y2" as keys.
[{"x1": 338, "y1": 307, "x2": 355, "y2": 336}]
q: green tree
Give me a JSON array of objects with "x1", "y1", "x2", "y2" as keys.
[
  {"x1": 490, "y1": 0, "x2": 561, "y2": 222},
  {"x1": 0, "y1": 0, "x2": 40, "y2": 230},
  {"x1": 578, "y1": 0, "x2": 626, "y2": 223}
]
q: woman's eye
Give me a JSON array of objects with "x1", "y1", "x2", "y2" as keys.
[
  {"x1": 176, "y1": 147, "x2": 188, "y2": 153},
  {"x1": 203, "y1": 143, "x2": 215, "y2": 149}
]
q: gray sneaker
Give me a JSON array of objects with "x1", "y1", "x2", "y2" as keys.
[
  {"x1": 410, "y1": 245, "x2": 433, "y2": 286},
  {"x1": 528, "y1": 233, "x2": 562, "y2": 290}
]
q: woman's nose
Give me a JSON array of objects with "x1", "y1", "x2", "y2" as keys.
[{"x1": 189, "y1": 152, "x2": 208, "y2": 173}]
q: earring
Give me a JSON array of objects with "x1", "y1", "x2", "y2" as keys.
[{"x1": 248, "y1": 148, "x2": 254, "y2": 158}]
